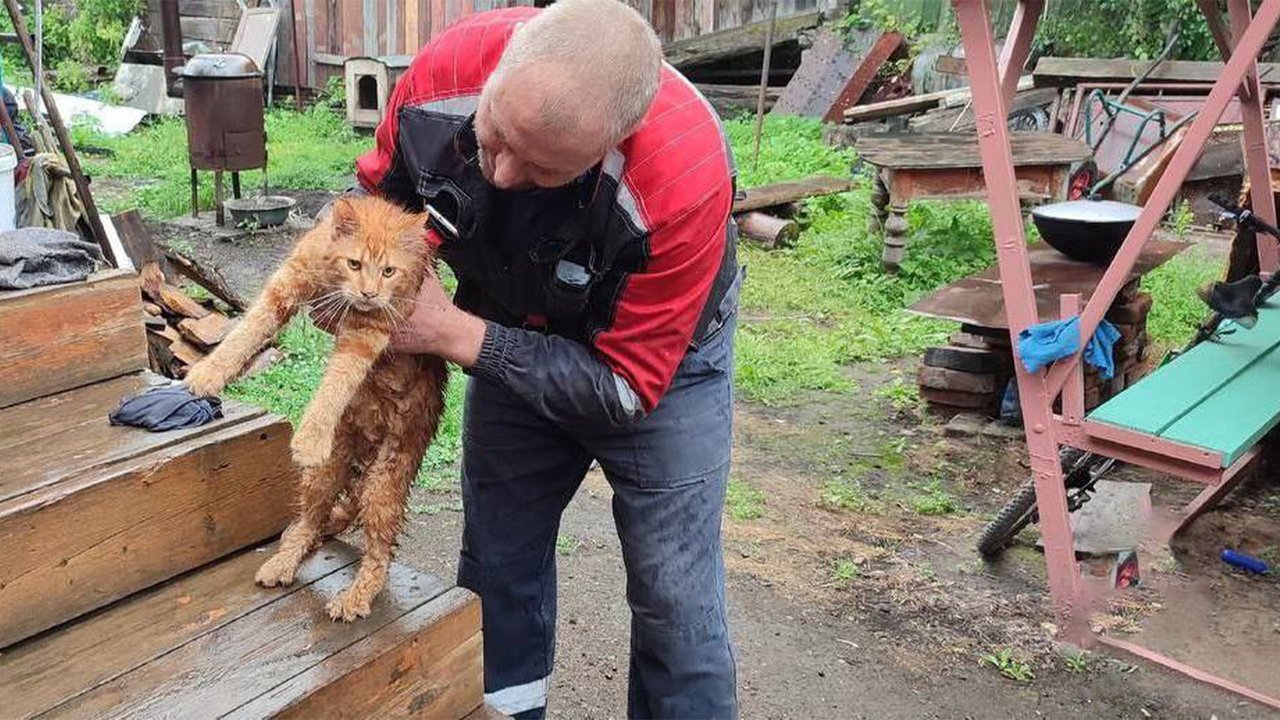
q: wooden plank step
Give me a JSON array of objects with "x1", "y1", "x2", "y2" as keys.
[
  {"x1": 1089, "y1": 302, "x2": 1280, "y2": 467},
  {"x1": 0, "y1": 270, "x2": 148, "y2": 409},
  {"x1": 2, "y1": 540, "x2": 484, "y2": 719},
  {"x1": 0, "y1": 375, "x2": 294, "y2": 648}
]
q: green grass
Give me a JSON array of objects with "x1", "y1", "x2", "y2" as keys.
[
  {"x1": 908, "y1": 479, "x2": 961, "y2": 516},
  {"x1": 75, "y1": 104, "x2": 368, "y2": 217},
  {"x1": 980, "y1": 648, "x2": 1035, "y2": 683},
  {"x1": 724, "y1": 115, "x2": 999, "y2": 405},
  {"x1": 819, "y1": 478, "x2": 876, "y2": 513},
  {"x1": 725, "y1": 478, "x2": 766, "y2": 520},
  {"x1": 224, "y1": 316, "x2": 467, "y2": 490},
  {"x1": 1143, "y1": 248, "x2": 1223, "y2": 346},
  {"x1": 556, "y1": 533, "x2": 581, "y2": 556},
  {"x1": 832, "y1": 558, "x2": 861, "y2": 586}
]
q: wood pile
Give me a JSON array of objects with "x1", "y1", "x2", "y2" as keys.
[
  {"x1": 731, "y1": 174, "x2": 852, "y2": 249},
  {"x1": 113, "y1": 209, "x2": 278, "y2": 382},
  {"x1": 919, "y1": 279, "x2": 1156, "y2": 419}
]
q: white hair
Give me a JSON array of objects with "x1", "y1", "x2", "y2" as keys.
[{"x1": 484, "y1": 0, "x2": 663, "y2": 145}]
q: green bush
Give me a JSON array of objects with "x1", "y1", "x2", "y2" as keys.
[{"x1": 1, "y1": 0, "x2": 143, "y2": 92}]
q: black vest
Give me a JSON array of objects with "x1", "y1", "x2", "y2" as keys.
[{"x1": 383, "y1": 105, "x2": 739, "y2": 348}]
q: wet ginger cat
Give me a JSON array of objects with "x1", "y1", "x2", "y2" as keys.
[{"x1": 184, "y1": 195, "x2": 447, "y2": 621}]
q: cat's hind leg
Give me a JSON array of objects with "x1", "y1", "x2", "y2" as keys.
[
  {"x1": 257, "y1": 438, "x2": 354, "y2": 587},
  {"x1": 326, "y1": 441, "x2": 417, "y2": 621}
]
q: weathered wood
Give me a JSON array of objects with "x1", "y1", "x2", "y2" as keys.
[
  {"x1": 1, "y1": 545, "x2": 358, "y2": 717},
  {"x1": 697, "y1": 82, "x2": 781, "y2": 118},
  {"x1": 843, "y1": 76, "x2": 1034, "y2": 123},
  {"x1": 1032, "y1": 56, "x2": 1280, "y2": 88},
  {"x1": 733, "y1": 175, "x2": 852, "y2": 213},
  {"x1": 146, "y1": 12, "x2": 240, "y2": 44},
  {"x1": 146, "y1": 327, "x2": 180, "y2": 376},
  {"x1": 918, "y1": 365, "x2": 998, "y2": 394},
  {"x1": 111, "y1": 209, "x2": 165, "y2": 272},
  {"x1": 0, "y1": 270, "x2": 147, "y2": 409},
  {"x1": 0, "y1": 411, "x2": 294, "y2": 648},
  {"x1": 736, "y1": 211, "x2": 799, "y2": 248},
  {"x1": 168, "y1": 335, "x2": 207, "y2": 369},
  {"x1": 238, "y1": 589, "x2": 483, "y2": 720},
  {"x1": 154, "y1": 282, "x2": 213, "y2": 319},
  {"x1": 0, "y1": 372, "x2": 262, "y2": 504},
  {"x1": 177, "y1": 312, "x2": 233, "y2": 348},
  {"x1": 142, "y1": 301, "x2": 163, "y2": 316},
  {"x1": 822, "y1": 31, "x2": 904, "y2": 123},
  {"x1": 165, "y1": 247, "x2": 248, "y2": 312},
  {"x1": 924, "y1": 345, "x2": 1005, "y2": 373},
  {"x1": 664, "y1": 10, "x2": 824, "y2": 67},
  {"x1": 51, "y1": 549, "x2": 460, "y2": 718},
  {"x1": 856, "y1": 131, "x2": 1092, "y2": 170},
  {"x1": 920, "y1": 386, "x2": 997, "y2": 410},
  {"x1": 908, "y1": 87, "x2": 1061, "y2": 133}
]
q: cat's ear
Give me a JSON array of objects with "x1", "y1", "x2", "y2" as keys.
[{"x1": 331, "y1": 197, "x2": 358, "y2": 236}]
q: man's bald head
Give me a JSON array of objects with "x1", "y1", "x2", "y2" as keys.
[{"x1": 475, "y1": 0, "x2": 663, "y2": 189}]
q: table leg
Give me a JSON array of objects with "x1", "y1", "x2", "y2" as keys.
[
  {"x1": 215, "y1": 171, "x2": 225, "y2": 227},
  {"x1": 869, "y1": 171, "x2": 889, "y2": 234},
  {"x1": 882, "y1": 205, "x2": 909, "y2": 270}
]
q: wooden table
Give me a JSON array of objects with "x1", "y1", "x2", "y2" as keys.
[{"x1": 856, "y1": 132, "x2": 1092, "y2": 269}]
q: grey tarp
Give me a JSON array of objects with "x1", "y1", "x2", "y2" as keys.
[{"x1": 0, "y1": 227, "x2": 103, "y2": 290}]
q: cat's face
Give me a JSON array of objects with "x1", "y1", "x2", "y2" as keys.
[{"x1": 324, "y1": 198, "x2": 429, "y2": 313}]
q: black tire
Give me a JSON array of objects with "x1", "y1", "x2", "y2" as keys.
[{"x1": 977, "y1": 478, "x2": 1040, "y2": 559}]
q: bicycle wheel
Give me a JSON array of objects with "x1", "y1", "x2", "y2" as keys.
[{"x1": 976, "y1": 478, "x2": 1039, "y2": 558}]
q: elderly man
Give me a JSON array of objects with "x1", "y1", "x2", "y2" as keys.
[{"x1": 353, "y1": 1, "x2": 740, "y2": 717}]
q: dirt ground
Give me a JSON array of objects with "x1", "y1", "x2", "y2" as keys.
[{"x1": 170, "y1": 192, "x2": 1280, "y2": 719}]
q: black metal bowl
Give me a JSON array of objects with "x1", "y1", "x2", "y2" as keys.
[{"x1": 1031, "y1": 199, "x2": 1141, "y2": 264}]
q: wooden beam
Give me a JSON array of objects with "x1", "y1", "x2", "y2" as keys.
[
  {"x1": 663, "y1": 10, "x2": 825, "y2": 67},
  {"x1": 1033, "y1": 56, "x2": 1280, "y2": 87},
  {"x1": 997, "y1": 1, "x2": 1043, "y2": 107},
  {"x1": 843, "y1": 76, "x2": 1034, "y2": 123},
  {"x1": 1198, "y1": 0, "x2": 1236, "y2": 57},
  {"x1": 733, "y1": 175, "x2": 852, "y2": 213}
]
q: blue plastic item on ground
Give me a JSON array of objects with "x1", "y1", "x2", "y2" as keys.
[{"x1": 1221, "y1": 549, "x2": 1270, "y2": 574}]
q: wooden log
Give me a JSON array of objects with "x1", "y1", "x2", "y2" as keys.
[
  {"x1": 920, "y1": 387, "x2": 997, "y2": 409},
  {"x1": 143, "y1": 301, "x2": 163, "y2": 316},
  {"x1": 697, "y1": 82, "x2": 781, "y2": 117},
  {"x1": 177, "y1": 312, "x2": 233, "y2": 348},
  {"x1": 736, "y1": 211, "x2": 799, "y2": 248},
  {"x1": 663, "y1": 10, "x2": 825, "y2": 67},
  {"x1": 1032, "y1": 56, "x2": 1280, "y2": 87},
  {"x1": 154, "y1": 282, "x2": 213, "y2": 320},
  {"x1": 924, "y1": 345, "x2": 1006, "y2": 373},
  {"x1": 164, "y1": 248, "x2": 248, "y2": 313},
  {"x1": 146, "y1": 327, "x2": 180, "y2": 376},
  {"x1": 917, "y1": 366, "x2": 997, "y2": 394},
  {"x1": 0, "y1": 270, "x2": 147, "y2": 409},
  {"x1": 168, "y1": 336, "x2": 207, "y2": 371},
  {"x1": 112, "y1": 209, "x2": 165, "y2": 273},
  {"x1": 733, "y1": 175, "x2": 852, "y2": 213}
]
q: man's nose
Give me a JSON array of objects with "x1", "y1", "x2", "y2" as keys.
[{"x1": 492, "y1": 153, "x2": 524, "y2": 189}]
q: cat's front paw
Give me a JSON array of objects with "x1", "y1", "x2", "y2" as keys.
[
  {"x1": 184, "y1": 360, "x2": 229, "y2": 397},
  {"x1": 290, "y1": 422, "x2": 332, "y2": 468},
  {"x1": 255, "y1": 552, "x2": 300, "y2": 587},
  {"x1": 327, "y1": 585, "x2": 374, "y2": 622}
]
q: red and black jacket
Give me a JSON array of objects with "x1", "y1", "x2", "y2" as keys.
[{"x1": 356, "y1": 8, "x2": 740, "y2": 427}]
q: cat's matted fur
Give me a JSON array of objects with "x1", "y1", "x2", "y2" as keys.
[{"x1": 184, "y1": 195, "x2": 447, "y2": 621}]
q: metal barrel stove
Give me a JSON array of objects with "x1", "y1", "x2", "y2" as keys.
[{"x1": 177, "y1": 53, "x2": 266, "y2": 226}]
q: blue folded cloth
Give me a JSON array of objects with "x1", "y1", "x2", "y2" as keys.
[
  {"x1": 108, "y1": 385, "x2": 224, "y2": 432},
  {"x1": 1017, "y1": 316, "x2": 1122, "y2": 379}
]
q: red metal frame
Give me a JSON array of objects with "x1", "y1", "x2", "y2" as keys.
[{"x1": 954, "y1": 0, "x2": 1280, "y2": 710}]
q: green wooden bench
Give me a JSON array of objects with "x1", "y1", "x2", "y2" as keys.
[{"x1": 1089, "y1": 301, "x2": 1280, "y2": 468}]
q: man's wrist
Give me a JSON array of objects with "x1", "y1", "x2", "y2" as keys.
[{"x1": 440, "y1": 308, "x2": 486, "y2": 368}]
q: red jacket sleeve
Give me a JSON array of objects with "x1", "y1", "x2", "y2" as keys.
[{"x1": 591, "y1": 182, "x2": 733, "y2": 412}]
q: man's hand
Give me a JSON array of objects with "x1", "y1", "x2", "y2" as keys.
[{"x1": 389, "y1": 269, "x2": 486, "y2": 367}]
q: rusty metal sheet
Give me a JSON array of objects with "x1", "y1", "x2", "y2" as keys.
[
  {"x1": 909, "y1": 239, "x2": 1192, "y2": 328},
  {"x1": 772, "y1": 28, "x2": 875, "y2": 119}
]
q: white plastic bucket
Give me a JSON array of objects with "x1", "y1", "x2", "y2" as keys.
[{"x1": 0, "y1": 144, "x2": 17, "y2": 232}]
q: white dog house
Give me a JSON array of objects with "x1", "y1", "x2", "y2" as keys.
[{"x1": 343, "y1": 55, "x2": 412, "y2": 129}]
